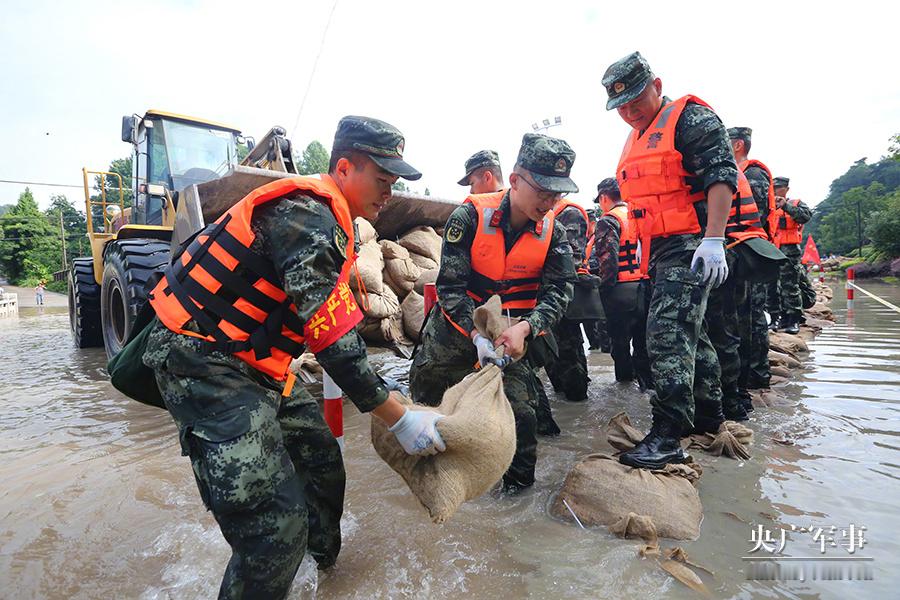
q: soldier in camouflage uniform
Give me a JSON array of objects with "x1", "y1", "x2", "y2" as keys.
[
  {"x1": 729, "y1": 127, "x2": 774, "y2": 395},
  {"x1": 768, "y1": 176, "x2": 813, "y2": 334},
  {"x1": 458, "y1": 149, "x2": 561, "y2": 436},
  {"x1": 410, "y1": 134, "x2": 576, "y2": 492},
  {"x1": 143, "y1": 116, "x2": 445, "y2": 600},
  {"x1": 588, "y1": 177, "x2": 652, "y2": 390},
  {"x1": 603, "y1": 52, "x2": 734, "y2": 469},
  {"x1": 583, "y1": 205, "x2": 611, "y2": 352},
  {"x1": 457, "y1": 149, "x2": 505, "y2": 193},
  {"x1": 544, "y1": 192, "x2": 591, "y2": 402}
]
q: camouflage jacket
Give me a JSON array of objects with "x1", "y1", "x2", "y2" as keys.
[
  {"x1": 588, "y1": 211, "x2": 623, "y2": 289},
  {"x1": 437, "y1": 191, "x2": 575, "y2": 336},
  {"x1": 744, "y1": 164, "x2": 772, "y2": 233},
  {"x1": 781, "y1": 198, "x2": 812, "y2": 224},
  {"x1": 556, "y1": 205, "x2": 589, "y2": 266}
]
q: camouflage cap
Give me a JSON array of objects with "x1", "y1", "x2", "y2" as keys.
[
  {"x1": 727, "y1": 127, "x2": 753, "y2": 142},
  {"x1": 457, "y1": 149, "x2": 501, "y2": 186},
  {"x1": 602, "y1": 51, "x2": 653, "y2": 111},
  {"x1": 332, "y1": 115, "x2": 422, "y2": 180},
  {"x1": 595, "y1": 177, "x2": 620, "y2": 201},
  {"x1": 773, "y1": 176, "x2": 790, "y2": 188},
  {"x1": 516, "y1": 133, "x2": 578, "y2": 193}
]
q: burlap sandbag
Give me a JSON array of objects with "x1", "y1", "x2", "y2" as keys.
[
  {"x1": 401, "y1": 290, "x2": 426, "y2": 341},
  {"x1": 413, "y1": 268, "x2": 439, "y2": 295},
  {"x1": 551, "y1": 453, "x2": 703, "y2": 540},
  {"x1": 364, "y1": 286, "x2": 400, "y2": 320},
  {"x1": 355, "y1": 217, "x2": 377, "y2": 244},
  {"x1": 681, "y1": 422, "x2": 753, "y2": 460},
  {"x1": 359, "y1": 313, "x2": 409, "y2": 346},
  {"x1": 768, "y1": 349, "x2": 801, "y2": 369},
  {"x1": 399, "y1": 226, "x2": 442, "y2": 263},
  {"x1": 384, "y1": 256, "x2": 421, "y2": 297},
  {"x1": 769, "y1": 331, "x2": 808, "y2": 356},
  {"x1": 351, "y1": 240, "x2": 384, "y2": 295},
  {"x1": 379, "y1": 239, "x2": 409, "y2": 260},
  {"x1": 409, "y1": 253, "x2": 439, "y2": 271},
  {"x1": 806, "y1": 302, "x2": 834, "y2": 322},
  {"x1": 370, "y1": 296, "x2": 516, "y2": 523}
]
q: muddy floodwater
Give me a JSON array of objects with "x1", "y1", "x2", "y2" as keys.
[{"x1": 2, "y1": 280, "x2": 899, "y2": 599}]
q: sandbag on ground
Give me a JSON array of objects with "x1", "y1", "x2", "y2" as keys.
[
  {"x1": 399, "y1": 226, "x2": 442, "y2": 264},
  {"x1": 359, "y1": 313, "x2": 409, "y2": 346},
  {"x1": 363, "y1": 286, "x2": 400, "y2": 320},
  {"x1": 769, "y1": 331, "x2": 808, "y2": 356},
  {"x1": 551, "y1": 453, "x2": 703, "y2": 540},
  {"x1": 370, "y1": 296, "x2": 516, "y2": 523},
  {"x1": 806, "y1": 302, "x2": 834, "y2": 321}
]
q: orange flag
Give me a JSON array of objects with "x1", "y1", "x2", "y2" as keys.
[{"x1": 801, "y1": 235, "x2": 821, "y2": 265}]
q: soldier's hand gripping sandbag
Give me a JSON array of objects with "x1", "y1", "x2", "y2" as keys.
[
  {"x1": 691, "y1": 237, "x2": 728, "y2": 287},
  {"x1": 473, "y1": 333, "x2": 508, "y2": 368},
  {"x1": 389, "y1": 407, "x2": 446, "y2": 455}
]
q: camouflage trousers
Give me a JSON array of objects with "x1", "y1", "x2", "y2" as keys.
[
  {"x1": 583, "y1": 318, "x2": 610, "y2": 351},
  {"x1": 409, "y1": 309, "x2": 537, "y2": 490},
  {"x1": 545, "y1": 318, "x2": 589, "y2": 401},
  {"x1": 739, "y1": 281, "x2": 771, "y2": 390},
  {"x1": 767, "y1": 245, "x2": 806, "y2": 322},
  {"x1": 705, "y1": 256, "x2": 744, "y2": 414},
  {"x1": 646, "y1": 248, "x2": 723, "y2": 431},
  {"x1": 144, "y1": 323, "x2": 344, "y2": 600},
  {"x1": 603, "y1": 281, "x2": 652, "y2": 389}
]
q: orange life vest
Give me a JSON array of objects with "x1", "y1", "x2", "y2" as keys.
[
  {"x1": 616, "y1": 95, "x2": 709, "y2": 273},
  {"x1": 739, "y1": 158, "x2": 778, "y2": 241},
  {"x1": 775, "y1": 199, "x2": 803, "y2": 247},
  {"x1": 606, "y1": 204, "x2": 646, "y2": 282},
  {"x1": 459, "y1": 190, "x2": 554, "y2": 321},
  {"x1": 149, "y1": 176, "x2": 362, "y2": 381},
  {"x1": 725, "y1": 170, "x2": 768, "y2": 243}
]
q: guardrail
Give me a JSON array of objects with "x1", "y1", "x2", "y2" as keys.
[{"x1": 0, "y1": 293, "x2": 18, "y2": 317}]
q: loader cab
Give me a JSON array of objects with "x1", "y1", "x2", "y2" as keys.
[{"x1": 121, "y1": 110, "x2": 245, "y2": 225}]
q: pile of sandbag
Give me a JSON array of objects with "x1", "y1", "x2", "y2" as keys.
[
  {"x1": 371, "y1": 296, "x2": 516, "y2": 523},
  {"x1": 350, "y1": 219, "x2": 444, "y2": 346}
]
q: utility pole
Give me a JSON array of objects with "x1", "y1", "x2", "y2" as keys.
[
  {"x1": 59, "y1": 211, "x2": 67, "y2": 270},
  {"x1": 857, "y1": 198, "x2": 863, "y2": 258}
]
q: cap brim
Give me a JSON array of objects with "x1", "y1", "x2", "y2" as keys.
[
  {"x1": 531, "y1": 172, "x2": 579, "y2": 194},
  {"x1": 369, "y1": 155, "x2": 422, "y2": 181},
  {"x1": 605, "y1": 78, "x2": 650, "y2": 111},
  {"x1": 456, "y1": 171, "x2": 473, "y2": 186}
]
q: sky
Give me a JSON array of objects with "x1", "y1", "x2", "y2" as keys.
[{"x1": 1, "y1": 0, "x2": 898, "y2": 212}]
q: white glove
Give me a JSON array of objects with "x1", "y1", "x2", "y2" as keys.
[
  {"x1": 389, "y1": 409, "x2": 446, "y2": 456},
  {"x1": 473, "y1": 333, "x2": 503, "y2": 368},
  {"x1": 691, "y1": 237, "x2": 728, "y2": 287}
]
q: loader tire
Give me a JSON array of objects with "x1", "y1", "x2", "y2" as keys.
[
  {"x1": 69, "y1": 258, "x2": 103, "y2": 348},
  {"x1": 100, "y1": 239, "x2": 170, "y2": 359}
]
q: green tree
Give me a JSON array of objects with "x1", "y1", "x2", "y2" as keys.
[
  {"x1": 817, "y1": 182, "x2": 889, "y2": 256},
  {"x1": 888, "y1": 133, "x2": 900, "y2": 161},
  {"x1": 89, "y1": 156, "x2": 133, "y2": 231},
  {"x1": 45, "y1": 194, "x2": 88, "y2": 263},
  {"x1": 297, "y1": 140, "x2": 330, "y2": 175},
  {"x1": 866, "y1": 189, "x2": 900, "y2": 257},
  {"x1": 0, "y1": 188, "x2": 62, "y2": 283},
  {"x1": 391, "y1": 180, "x2": 408, "y2": 192}
]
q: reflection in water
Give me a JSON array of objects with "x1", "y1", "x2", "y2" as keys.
[{"x1": 1, "y1": 281, "x2": 898, "y2": 599}]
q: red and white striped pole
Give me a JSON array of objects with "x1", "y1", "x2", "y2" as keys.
[
  {"x1": 323, "y1": 372, "x2": 344, "y2": 452},
  {"x1": 846, "y1": 267, "x2": 855, "y2": 310}
]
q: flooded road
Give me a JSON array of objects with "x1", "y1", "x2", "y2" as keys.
[{"x1": 2, "y1": 279, "x2": 898, "y2": 599}]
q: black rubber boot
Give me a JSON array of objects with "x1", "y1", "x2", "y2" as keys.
[
  {"x1": 723, "y1": 399, "x2": 750, "y2": 421},
  {"x1": 738, "y1": 389, "x2": 755, "y2": 412},
  {"x1": 783, "y1": 319, "x2": 800, "y2": 334},
  {"x1": 768, "y1": 316, "x2": 780, "y2": 332},
  {"x1": 618, "y1": 419, "x2": 688, "y2": 470}
]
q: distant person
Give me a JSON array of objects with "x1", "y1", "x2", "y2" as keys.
[
  {"x1": 35, "y1": 282, "x2": 45, "y2": 305},
  {"x1": 768, "y1": 176, "x2": 813, "y2": 334}
]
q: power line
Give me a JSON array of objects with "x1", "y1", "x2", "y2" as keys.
[
  {"x1": 290, "y1": 0, "x2": 340, "y2": 141},
  {"x1": 0, "y1": 178, "x2": 86, "y2": 189}
]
